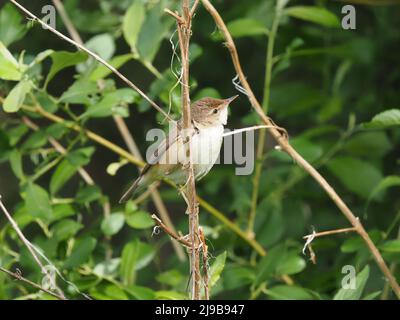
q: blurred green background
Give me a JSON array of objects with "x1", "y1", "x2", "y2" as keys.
[{"x1": 0, "y1": 0, "x2": 400, "y2": 300}]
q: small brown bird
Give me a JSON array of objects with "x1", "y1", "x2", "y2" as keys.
[{"x1": 119, "y1": 95, "x2": 238, "y2": 203}]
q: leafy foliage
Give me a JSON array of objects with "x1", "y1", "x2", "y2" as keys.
[{"x1": 0, "y1": 0, "x2": 399, "y2": 300}]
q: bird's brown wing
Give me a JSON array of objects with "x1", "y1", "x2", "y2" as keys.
[
  {"x1": 119, "y1": 122, "x2": 181, "y2": 203},
  {"x1": 143, "y1": 121, "x2": 181, "y2": 174}
]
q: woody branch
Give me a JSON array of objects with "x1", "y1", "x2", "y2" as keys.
[
  {"x1": 175, "y1": 0, "x2": 202, "y2": 300},
  {"x1": 201, "y1": 0, "x2": 400, "y2": 299}
]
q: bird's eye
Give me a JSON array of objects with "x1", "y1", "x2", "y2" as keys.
[{"x1": 213, "y1": 109, "x2": 219, "y2": 114}]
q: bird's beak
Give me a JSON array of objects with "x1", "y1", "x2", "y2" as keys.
[{"x1": 226, "y1": 95, "x2": 239, "y2": 105}]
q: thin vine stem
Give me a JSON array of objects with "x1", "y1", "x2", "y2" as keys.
[{"x1": 247, "y1": 3, "x2": 282, "y2": 236}]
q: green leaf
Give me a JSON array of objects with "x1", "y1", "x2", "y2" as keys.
[
  {"x1": 380, "y1": 240, "x2": 400, "y2": 253},
  {"x1": 28, "y1": 49, "x2": 54, "y2": 68},
  {"x1": 93, "y1": 258, "x2": 120, "y2": 277},
  {"x1": 341, "y1": 230, "x2": 381, "y2": 253},
  {"x1": 36, "y1": 91, "x2": 59, "y2": 113},
  {"x1": 125, "y1": 210, "x2": 154, "y2": 229},
  {"x1": 344, "y1": 131, "x2": 392, "y2": 159},
  {"x1": 270, "y1": 82, "x2": 324, "y2": 118},
  {"x1": 266, "y1": 285, "x2": 315, "y2": 300},
  {"x1": 155, "y1": 291, "x2": 187, "y2": 300},
  {"x1": 46, "y1": 123, "x2": 66, "y2": 140},
  {"x1": 90, "y1": 284, "x2": 129, "y2": 300},
  {"x1": 209, "y1": 251, "x2": 227, "y2": 287},
  {"x1": 0, "y1": 4, "x2": 27, "y2": 46},
  {"x1": 45, "y1": 51, "x2": 88, "y2": 86},
  {"x1": 123, "y1": 0, "x2": 146, "y2": 56},
  {"x1": 363, "y1": 291, "x2": 381, "y2": 300},
  {"x1": 285, "y1": 6, "x2": 340, "y2": 28},
  {"x1": 120, "y1": 242, "x2": 138, "y2": 286},
  {"x1": 84, "y1": 33, "x2": 115, "y2": 60},
  {"x1": 3, "y1": 79, "x2": 32, "y2": 112},
  {"x1": 362, "y1": 109, "x2": 400, "y2": 129},
  {"x1": 64, "y1": 237, "x2": 97, "y2": 268},
  {"x1": 101, "y1": 213, "x2": 125, "y2": 236},
  {"x1": 52, "y1": 219, "x2": 83, "y2": 241},
  {"x1": 50, "y1": 148, "x2": 95, "y2": 195},
  {"x1": 213, "y1": 18, "x2": 268, "y2": 40},
  {"x1": 223, "y1": 265, "x2": 255, "y2": 290},
  {"x1": 9, "y1": 150, "x2": 24, "y2": 180},
  {"x1": 76, "y1": 185, "x2": 102, "y2": 204},
  {"x1": 255, "y1": 245, "x2": 286, "y2": 285},
  {"x1": 7, "y1": 124, "x2": 28, "y2": 146},
  {"x1": 89, "y1": 54, "x2": 133, "y2": 81},
  {"x1": 137, "y1": 4, "x2": 172, "y2": 63},
  {"x1": 334, "y1": 265, "x2": 370, "y2": 300},
  {"x1": 59, "y1": 79, "x2": 98, "y2": 104},
  {"x1": 276, "y1": 253, "x2": 306, "y2": 275},
  {"x1": 0, "y1": 41, "x2": 21, "y2": 80},
  {"x1": 50, "y1": 159, "x2": 76, "y2": 195},
  {"x1": 368, "y1": 176, "x2": 400, "y2": 203},
  {"x1": 120, "y1": 239, "x2": 155, "y2": 285},
  {"x1": 255, "y1": 198, "x2": 284, "y2": 247},
  {"x1": 156, "y1": 270, "x2": 184, "y2": 287},
  {"x1": 52, "y1": 204, "x2": 75, "y2": 221},
  {"x1": 81, "y1": 88, "x2": 137, "y2": 119},
  {"x1": 20, "y1": 130, "x2": 47, "y2": 150},
  {"x1": 326, "y1": 156, "x2": 383, "y2": 199},
  {"x1": 126, "y1": 285, "x2": 156, "y2": 300},
  {"x1": 24, "y1": 183, "x2": 53, "y2": 220},
  {"x1": 67, "y1": 147, "x2": 95, "y2": 166},
  {"x1": 317, "y1": 95, "x2": 343, "y2": 122},
  {"x1": 290, "y1": 137, "x2": 323, "y2": 163}
]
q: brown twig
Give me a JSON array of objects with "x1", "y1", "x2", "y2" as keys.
[
  {"x1": 0, "y1": 195, "x2": 66, "y2": 299},
  {"x1": 302, "y1": 227, "x2": 358, "y2": 264},
  {"x1": 201, "y1": 0, "x2": 400, "y2": 299},
  {"x1": 0, "y1": 266, "x2": 66, "y2": 300},
  {"x1": 199, "y1": 227, "x2": 209, "y2": 300},
  {"x1": 10, "y1": 0, "x2": 174, "y2": 123},
  {"x1": 164, "y1": 8, "x2": 184, "y2": 24},
  {"x1": 151, "y1": 214, "x2": 191, "y2": 247},
  {"x1": 190, "y1": 0, "x2": 201, "y2": 16},
  {"x1": 303, "y1": 227, "x2": 358, "y2": 240},
  {"x1": 50, "y1": 0, "x2": 83, "y2": 45},
  {"x1": 171, "y1": 0, "x2": 202, "y2": 300}
]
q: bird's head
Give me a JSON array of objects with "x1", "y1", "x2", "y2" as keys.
[{"x1": 191, "y1": 95, "x2": 238, "y2": 127}]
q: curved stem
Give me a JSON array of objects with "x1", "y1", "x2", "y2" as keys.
[
  {"x1": 247, "y1": 5, "x2": 281, "y2": 236},
  {"x1": 201, "y1": 0, "x2": 400, "y2": 299}
]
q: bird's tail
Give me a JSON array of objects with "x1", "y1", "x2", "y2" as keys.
[{"x1": 119, "y1": 177, "x2": 142, "y2": 203}]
